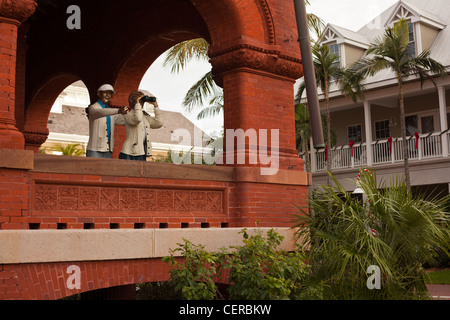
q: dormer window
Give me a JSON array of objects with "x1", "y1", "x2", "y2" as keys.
[
  {"x1": 329, "y1": 43, "x2": 340, "y2": 68},
  {"x1": 386, "y1": 2, "x2": 446, "y2": 56},
  {"x1": 318, "y1": 24, "x2": 369, "y2": 68},
  {"x1": 406, "y1": 22, "x2": 416, "y2": 57}
]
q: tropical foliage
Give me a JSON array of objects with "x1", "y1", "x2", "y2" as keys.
[
  {"x1": 293, "y1": 169, "x2": 450, "y2": 299},
  {"x1": 40, "y1": 144, "x2": 86, "y2": 156}
]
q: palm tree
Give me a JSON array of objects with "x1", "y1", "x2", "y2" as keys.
[
  {"x1": 295, "y1": 89, "x2": 336, "y2": 172},
  {"x1": 163, "y1": 0, "x2": 325, "y2": 119},
  {"x1": 350, "y1": 19, "x2": 447, "y2": 188},
  {"x1": 305, "y1": 44, "x2": 364, "y2": 176},
  {"x1": 293, "y1": 169, "x2": 450, "y2": 299},
  {"x1": 162, "y1": 38, "x2": 221, "y2": 119}
]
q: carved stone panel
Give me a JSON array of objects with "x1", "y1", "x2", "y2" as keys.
[
  {"x1": 33, "y1": 183, "x2": 225, "y2": 215},
  {"x1": 34, "y1": 185, "x2": 57, "y2": 211}
]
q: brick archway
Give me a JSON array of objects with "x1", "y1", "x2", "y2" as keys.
[
  {"x1": 4, "y1": 258, "x2": 170, "y2": 300},
  {"x1": 1, "y1": 0, "x2": 309, "y2": 300},
  {"x1": 24, "y1": 74, "x2": 82, "y2": 152},
  {"x1": 20, "y1": 0, "x2": 302, "y2": 154}
]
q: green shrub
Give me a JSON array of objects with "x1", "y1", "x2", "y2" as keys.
[
  {"x1": 293, "y1": 169, "x2": 450, "y2": 300},
  {"x1": 162, "y1": 229, "x2": 311, "y2": 300}
]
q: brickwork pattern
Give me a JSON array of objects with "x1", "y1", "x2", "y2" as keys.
[{"x1": 0, "y1": 258, "x2": 171, "y2": 300}]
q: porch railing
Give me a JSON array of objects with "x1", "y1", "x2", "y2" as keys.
[{"x1": 303, "y1": 132, "x2": 448, "y2": 172}]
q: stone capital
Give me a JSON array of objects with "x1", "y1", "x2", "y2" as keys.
[
  {"x1": 0, "y1": 0, "x2": 37, "y2": 25},
  {"x1": 209, "y1": 44, "x2": 303, "y2": 84}
]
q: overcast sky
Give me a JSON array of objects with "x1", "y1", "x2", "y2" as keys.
[{"x1": 139, "y1": 0, "x2": 399, "y2": 135}]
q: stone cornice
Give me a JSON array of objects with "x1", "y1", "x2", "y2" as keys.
[{"x1": 209, "y1": 44, "x2": 302, "y2": 81}]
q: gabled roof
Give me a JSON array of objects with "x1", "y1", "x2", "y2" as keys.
[
  {"x1": 319, "y1": 24, "x2": 370, "y2": 49},
  {"x1": 386, "y1": 0, "x2": 447, "y2": 30}
]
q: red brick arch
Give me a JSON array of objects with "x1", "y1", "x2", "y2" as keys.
[
  {"x1": 23, "y1": 74, "x2": 83, "y2": 152},
  {"x1": 2, "y1": 258, "x2": 170, "y2": 300},
  {"x1": 21, "y1": 0, "x2": 287, "y2": 154}
]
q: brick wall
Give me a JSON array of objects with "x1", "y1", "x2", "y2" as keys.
[
  {"x1": 0, "y1": 155, "x2": 307, "y2": 230},
  {"x1": 0, "y1": 258, "x2": 171, "y2": 300}
]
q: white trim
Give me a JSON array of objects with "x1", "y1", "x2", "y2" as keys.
[
  {"x1": 340, "y1": 43, "x2": 346, "y2": 68},
  {"x1": 364, "y1": 101, "x2": 373, "y2": 166},
  {"x1": 415, "y1": 22, "x2": 422, "y2": 55},
  {"x1": 47, "y1": 132, "x2": 89, "y2": 144}
]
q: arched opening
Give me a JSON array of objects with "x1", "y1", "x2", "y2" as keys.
[
  {"x1": 39, "y1": 80, "x2": 90, "y2": 156},
  {"x1": 24, "y1": 74, "x2": 82, "y2": 152}
]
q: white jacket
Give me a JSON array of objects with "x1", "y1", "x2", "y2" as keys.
[
  {"x1": 118, "y1": 103, "x2": 164, "y2": 156},
  {"x1": 86, "y1": 102, "x2": 122, "y2": 152}
]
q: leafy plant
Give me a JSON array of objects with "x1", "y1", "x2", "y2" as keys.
[
  {"x1": 162, "y1": 229, "x2": 311, "y2": 300},
  {"x1": 225, "y1": 229, "x2": 309, "y2": 300},
  {"x1": 293, "y1": 169, "x2": 450, "y2": 299},
  {"x1": 162, "y1": 240, "x2": 220, "y2": 300},
  {"x1": 54, "y1": 143, "x2": 86, "y2": 156}
]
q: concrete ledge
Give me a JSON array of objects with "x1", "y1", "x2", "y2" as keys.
[
  {"x1": 0, "y1": 148, "x2": 34, "y2": 170},
  {"x1": 0, "y1": 228, "x2": 297, "y2": 264},
  {"x1": 33, "y1": 154, "x2": 310, "y2": 186}
]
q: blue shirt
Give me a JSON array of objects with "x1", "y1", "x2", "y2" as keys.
[{"x1": 97, "y1": 100, "x2": 111, "y2": 142}]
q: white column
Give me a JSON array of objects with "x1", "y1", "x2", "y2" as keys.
[
  {"x1": 364, "y1": 101, "x2": 373, "y2": 166},
  {"x1": 310, "y1": 137, "x2": 316, "y2": 172},
  {"x1": 438, "y1": 86, "x2": 448, "y2": 157}
]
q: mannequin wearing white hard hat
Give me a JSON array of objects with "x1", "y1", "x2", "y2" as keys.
[{"x1": 86, "y1": 84, "x2": 128, "y2": 158}]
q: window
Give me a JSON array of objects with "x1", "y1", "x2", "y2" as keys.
[
  {"x1": 375, "y1": 120, "x2": 390, "y2": 140},
  {"x1": 329, "y1": 43, "x2": 340, "y2": 68},
  {"x1": 421, "y1": 115, "x2": 435, "y2": 134},
  {"x1": 348, "y1": 124, "x2": 362, "y2": 143},
  {"x1": 447, "y1": 113, "x2": 450, "y2": 129},
  {"x1": 406, "y1": 22, "x2": 416, "y2": 57},
  {"x1": 405, "y1": 115, "x2": 418, "y2": 136}
]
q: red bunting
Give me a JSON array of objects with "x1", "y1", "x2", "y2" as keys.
[
  {"x1": 388, "y1": 136, "x2": 392, "y2": 154},
  {"x1": 415, "y1": 132, "x2": 420, "y2": 150},
  {"x1": 349, "y1": 141, "x2": 355, "y2": 157}
]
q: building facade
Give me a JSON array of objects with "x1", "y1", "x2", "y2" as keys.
[{"x1": 307, "y1": 0, "x2": 450, "y2": 197}]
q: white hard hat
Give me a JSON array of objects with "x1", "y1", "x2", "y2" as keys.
[{"x1": 97, "y1": 84, "x2": 115, "y2": 93}]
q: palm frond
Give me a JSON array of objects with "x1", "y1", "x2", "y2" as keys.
[
  {"x1": 163, "y1": 38, "x2": 210, "y2": 74},
  {"x1": 182, "y1": 71, "x2": 219, "y2": 112}
]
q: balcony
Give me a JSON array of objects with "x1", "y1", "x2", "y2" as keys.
[{"x1": 303, "y1": 131, "x2": 450, "y2": 173}]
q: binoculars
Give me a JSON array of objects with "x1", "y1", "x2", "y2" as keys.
[{"x1": 140, "y1": 95, "x2": 157, "y2": 103}]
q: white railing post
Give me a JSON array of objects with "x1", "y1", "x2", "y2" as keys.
[
  {"x1": 438, "y1": 86, "x2": 449, "y2": 158},
  {"x1": 391, "y1": 138, "x2": 395, "y2": 164},
  {"x1": 418, "y1": 135, "x2": 422, "y2": 160},
  {"x1": 310, "y1": 137, "x2": 316, "y2": 172},
  {"x1": 364, "y1": 101, "x2": 373, "y2": 167}
]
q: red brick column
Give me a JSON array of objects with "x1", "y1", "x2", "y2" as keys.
[
  {"x1": 0, "y1": 0, "x2": 37, "y2": 150},
  {"x1": 210, "y1": 46, "x2": 307, "y2": 227}
]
